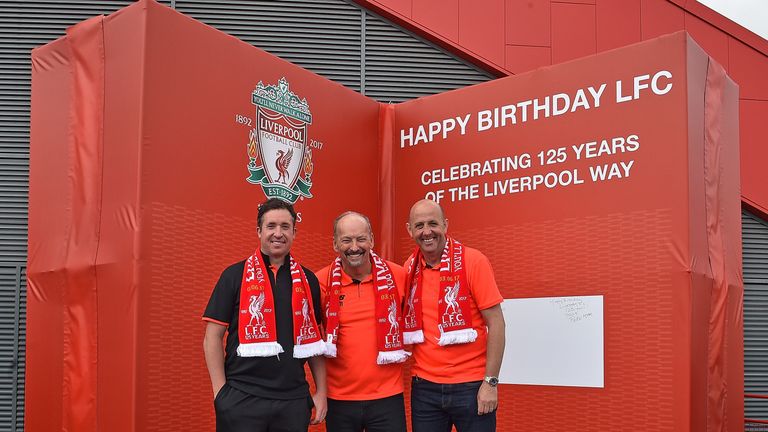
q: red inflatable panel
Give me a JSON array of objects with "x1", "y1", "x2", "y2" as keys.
[
  {"x1": 392, "y1": 32, "x2": 742, "y2": 432},
  {"x1": 29, "y1": 2, "x2": 380, "y2": 431},
  {"x1": 28, "y1": 1, "x2": 742, "y2": 431}
]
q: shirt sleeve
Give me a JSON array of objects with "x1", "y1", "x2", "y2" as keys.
[
  {"x1": 467, "y1": 248, "x2": 504, "y2": 310},
  {"x1": 202, "y1": 264, "x2": 240, "y2": 326}
]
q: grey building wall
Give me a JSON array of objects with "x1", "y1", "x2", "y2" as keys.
[{"x1": 744, "y1": 210, "x2": 768, "y2": 423}]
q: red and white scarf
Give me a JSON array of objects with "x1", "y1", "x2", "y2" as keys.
[
  {"x1": 237, "y1": 251, "x2": 326, "y2": 358},
  {"x1": 403, "y1": 237, "x2": 477, "y2": 346},
  {"x1": 325, "y1": 251, "x2": 409, "y2": 364}
]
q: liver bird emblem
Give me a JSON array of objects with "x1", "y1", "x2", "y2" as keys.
[
  {"x1": 248, "y1": 292, "x2": 265, "y2": 326},
  {"x1": 301, "y1": 297, "x2": 311, "y2": 329},
  {"x1": 275, "y1": 149, "x2": 294, "y2": 184},
  {"x1": 444, "y1": 281, "x2": 460, "y2": 315},
  {"x1": 387, "y1": 299, "x2": 399, "y2": 335}
]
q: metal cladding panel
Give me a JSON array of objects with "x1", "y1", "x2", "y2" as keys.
[
  {"x1": 363, "y1": 12, "x2": 493, "y2": 102},
  {"x1": 175, "y1": 0, "x2": 364, "y2": 91},
  {"x1": 173, "y1": 0, "x2": 492, "y2": 101},
  {"x1": 744, "y1": 210, "x2": 768, "y2": 421},
  {"x1": 0, "y1": 265, "x2": 25, "y2": 431}
]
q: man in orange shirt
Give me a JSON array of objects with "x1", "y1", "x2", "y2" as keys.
[
  {"x1": 403, "y1": 199, "x2": 506, "y2": 432},
  {"x1": 316, "y1": 211, "x2": 409, "y2": 432}
]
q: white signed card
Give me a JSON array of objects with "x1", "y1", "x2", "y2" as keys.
[{"x1": 498, "y1": 295, "x2": 604, "y2": 388}]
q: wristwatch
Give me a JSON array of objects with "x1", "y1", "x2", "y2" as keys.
[{"x1": 484, "y1": 376, "x2": 499, "y2": 387}]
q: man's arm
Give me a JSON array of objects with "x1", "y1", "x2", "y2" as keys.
[
  {"x1": 477, "y1": 304, "x2": 505, "y2": 415},
  {"x1": 307, "y1": 355, "x2": 327, "y2": 424},
  {"x1": 203, "y1": 322, "x2": 227, "y2": 398}
]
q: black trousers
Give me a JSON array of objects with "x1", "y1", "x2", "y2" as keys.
[
  {"x1": 326, "y1": 393, "x2": 407, "y2": 432},
  {"x1": 215, "y1": 383, "x2": 312, "y2": 432}
]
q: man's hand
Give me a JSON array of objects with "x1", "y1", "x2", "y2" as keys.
[
  {"x1": 307, "y1": 355, "x2": 327, "y2": 424},
  {"x1": 477, "y1": 381, "x2": 498, "y2": 415},
  {"x1": 310, "y1": 390, "x2": 327, "y2": 424},
  {"x1": 478, "y1": 304, "x2": 504, "y2": 415},
  {"x1": 212, "y1": 382, "x2": 225, "y2": 400},
  {"x1": 203, "y1": 322, "x2": 227, "y2": 401}
]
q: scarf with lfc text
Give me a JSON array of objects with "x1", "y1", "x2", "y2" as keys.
[
  {"x1": 325, "y1": 251, "x2": 409, "y2": 364},
  {"x1": 403, "y1": 237, "x2": 477, "y2": 346},
  {"x1": 237, "y1": 251, "x2": 326, "y2": 358}
]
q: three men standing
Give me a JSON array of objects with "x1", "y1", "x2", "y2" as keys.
[{"x1": 203, "y1": 198, "x2": 505, "y2": 432}]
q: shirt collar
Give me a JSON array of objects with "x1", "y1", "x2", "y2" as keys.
[
  {"x1": 337, "y1": 266, "x2": 373, "y2": 286},
  {"x1": 261, "y1": 251, "x2": 289, "y2": 273},
  {"x1": 417, "y1": 253, "x2": 439, "y2": 270}
]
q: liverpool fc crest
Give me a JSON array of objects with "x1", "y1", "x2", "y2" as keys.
[{"x1": 246, "y1": 77, "x2": 314, "y2": 203}]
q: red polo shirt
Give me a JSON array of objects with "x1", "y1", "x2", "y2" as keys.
[
  {"x1": 316, "y1": 260, "x2": 406, "y2": 400},
  {"x1": 404, "y1": 246, "x2": 503, "y2": 383}
]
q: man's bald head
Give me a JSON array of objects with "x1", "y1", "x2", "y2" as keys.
[
  {"x1": 408, "y1": 199, "x2": 446, "y2": 224},
  {"x1": 333, "y1": 211, "x2": 373, "y2": 240}
]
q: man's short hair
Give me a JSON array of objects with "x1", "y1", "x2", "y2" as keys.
[
  {"x1": 333, "y1": 211, "x2": 373, "y2": 239},
  {"x1": 257, "y1": 198, "x2": 297, "y2": 228}
]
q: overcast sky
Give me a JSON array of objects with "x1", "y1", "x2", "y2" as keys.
[{"x1": 699, "y1": 0, "x2": 768, "y2": 40}]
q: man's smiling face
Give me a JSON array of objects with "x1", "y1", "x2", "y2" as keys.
[
  {"x1": 407, "y1": 200, "x2": 448, "y2": 259},
  {"x1": 257, "y1": 208, "x2": 295, "y2": 260},
  {"x1": 334, "y1": 214, "x2": 373, "y2": 272}
]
